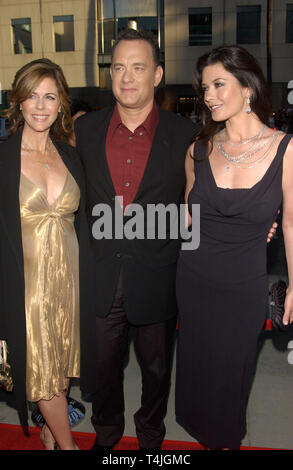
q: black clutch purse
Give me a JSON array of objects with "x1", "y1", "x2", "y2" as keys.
[{"x1": 269, "y1": 280, "x2": 288, "y2": 331}]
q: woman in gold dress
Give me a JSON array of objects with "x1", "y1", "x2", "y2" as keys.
[{"x1": 1, "y1": 59, "x2": 93, "y2": 450}]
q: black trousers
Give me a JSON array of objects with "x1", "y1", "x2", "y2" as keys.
[{"x1": 91, "y1": 272, "x2": 176, "y2": 448}]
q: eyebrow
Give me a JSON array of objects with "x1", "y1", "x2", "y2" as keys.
[
  {"x1": 113, "y1": 62, "x2": 146, "y2": 67},
  {"x1": 201, "y1": 77, "x2": 227, "y2": 85},
  {"x1": 31, "y1": 91, "x2": 58, "y2": 96}
]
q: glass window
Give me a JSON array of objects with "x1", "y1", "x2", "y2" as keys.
[
  {"x1": 99, "y1": 65, "x2": 112, "y2": 89},
  {"x1": 286, "y1": 4, "x2": 293, "y2": 43},
  {"x1": 97, "y1": 0, "x2": 162, "y2": 55},
  {"x1": 237, "y1": 5, "x2": 261, "y2": 44},
  {"x1": 188, "y1": 7, "x2": 212, "y2": 46},
  {"x1": 117, "y1": 16, "x2": 159, "y2": 36},
  {"x1": 53, "y1": 15, "x2": 75, "y2": 52},
  {"x1": 98, "y1": 18, "x2": 116, "y2": 55},
  {"x1": 11, "y1": 18, "x2": 32, "y2": 54}
]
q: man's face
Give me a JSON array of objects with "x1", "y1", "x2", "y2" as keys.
[{"x1": 110, "y1": 39, "x2": 163, "y2": 112}]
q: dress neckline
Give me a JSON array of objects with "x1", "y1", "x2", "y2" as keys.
[
  {"x1": 20, "y1": 171, "x2": 69, "y2": 209},
  {"x1": 207, "y1": 133, "x2": 287, "y2": 191}
]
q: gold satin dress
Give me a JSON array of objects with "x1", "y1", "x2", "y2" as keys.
[{"x1": 19, "y1": 171, "x2": 80, "y2": 402}]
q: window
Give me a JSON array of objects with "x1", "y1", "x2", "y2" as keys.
[
  {"x1": 286, "y1": 4, "x2": 293, "y2": 43},
  {"x1": 99, "y1": 65, "x2": 112, "y2": 89},
  {"x1": 97, "y1": 0, "x2": 163, "y2": 55},
  {"x1": 12, "y1": 18, "x2": 32, "y2": 54},
  {"x1": 188, "y1": 7, "x2": 212, "y2": 46},
  {"x1": 237, "y1": 5, "x2": 261, "y2": 44},
  {"x1": 53, "y1": 15, "x2": 74, "y2": 52},
  {"x1": 117, "y1": 16, "x2": 159, "y2": 37}
]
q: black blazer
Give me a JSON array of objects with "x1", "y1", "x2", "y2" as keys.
[
  {"x1": 0, "y1": 130, "x2": 96, "y2": 430},
  {"x1": 75, "y1": 107, "x2": 196, "y2": 325}
]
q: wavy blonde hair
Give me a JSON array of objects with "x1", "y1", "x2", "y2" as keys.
[{"x1": 3, "y1": 58, "x2": 72, "y2": 141}]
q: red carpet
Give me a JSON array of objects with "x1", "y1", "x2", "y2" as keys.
[{"x1": 0, "y1": 423, "x2": 280, "y2": 450}]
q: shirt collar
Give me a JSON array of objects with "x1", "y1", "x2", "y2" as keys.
[{"x1": 109, "y1": 102, "x2": 159, "y2": 139}]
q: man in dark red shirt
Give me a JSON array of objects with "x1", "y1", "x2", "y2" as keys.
[{"x1": 75, "y1": 29, "x2": 197, "y2": 451}]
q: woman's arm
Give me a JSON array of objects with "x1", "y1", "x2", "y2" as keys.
[
  {"x1": 281, "y1": 138, "x2": 293, "y2": 325},
  {"x1": 185, "y1": 143, "x2": 195, "y2": 227}
]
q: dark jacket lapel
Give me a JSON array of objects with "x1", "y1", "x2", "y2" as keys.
[
  {"x1": 134, "y1": 108, "x2": 170, "y2": 203},
  {"x1": 0, "y1": 130, "x2": 24, "y2": 276},
  {"x1": 75, "y1": 107, "x2": 116, "y2": 201}
]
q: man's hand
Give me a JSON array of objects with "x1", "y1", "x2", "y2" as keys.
[
  {"x1": 267, "y1": 221, "x2": 278, "y2": 243},
  {"x1": 267, "y1": 210, "x2": 280, "y2": 243}
]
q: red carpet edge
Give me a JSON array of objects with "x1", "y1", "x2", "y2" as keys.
[{"x1": 0, "y1": 423, "x2": 282, "y2": 450}]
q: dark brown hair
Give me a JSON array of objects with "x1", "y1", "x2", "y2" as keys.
[
  {"x1": 4, "y1": 58, "x2": 72, "y2": 141},
  {"x1": 193, "y1": 45, "x2": 272, "y2": 153},
  {"x1": 111, "y1": 28, "x2": 161, "y2": 68}
]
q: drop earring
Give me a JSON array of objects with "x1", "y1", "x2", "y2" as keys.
[
  {"x1": 20, "y1": 104, "x2": 22, "y2": 111},
  {"x1": 246, "y1": 96, "x2": 251, "y2": 114}
]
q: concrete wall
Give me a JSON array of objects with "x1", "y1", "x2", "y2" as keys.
[
  {"x1": 0, "y1": 0, "x2": 98, "y2": 90},
  {"x1": 164, "y1": 0, "x2": 293, "y2": 102}
]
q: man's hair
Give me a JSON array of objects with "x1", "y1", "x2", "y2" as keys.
[{"x1": 111, "y1": 28, "x2": 161, "y2": 67}]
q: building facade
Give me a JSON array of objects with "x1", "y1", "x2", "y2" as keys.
[
  {"x1": 0, "y1": 0, "x2": 100, "y2": 107},
  {"x1": 165, "y1": 0, "x2": 293, "y2": 110},
  {"x1": 0, "y1": 0, "x2": 292, "y2": 110}
]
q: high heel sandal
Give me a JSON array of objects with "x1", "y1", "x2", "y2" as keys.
[{"x1": 40, "y1": 424, "x2": 59, "y2": 450}]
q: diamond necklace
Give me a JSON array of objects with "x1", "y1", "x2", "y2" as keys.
[
  {"x1": 217, "y1": 126, "x2": 268, "y2": 163},
  {"x1": 218, "y1": 125, "x2": 266, "y2": 146},
  {"x1": 21, "y1": 138, "x2": 57, "y2": 170},
  {"x1": 218, "y1": 131, "x2": 281, "y2": 171}
]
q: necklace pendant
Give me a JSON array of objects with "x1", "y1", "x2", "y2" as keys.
[
  {"x1": 45, "y1": 163, "x2": 51, "y2": 170},
  {"x1": 225, "y1": 164, "x2": 230, "y2": 172}
]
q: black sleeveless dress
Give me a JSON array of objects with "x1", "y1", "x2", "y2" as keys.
[{"x1": 175, "y1": 134, "x2": 292, "y2": 449}]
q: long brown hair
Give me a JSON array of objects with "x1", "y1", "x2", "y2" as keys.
[
  {"x1": 193, "y1": 45, "x2": 272, "y2": 155},
  {"x1": 3, "y1": 58, "x2": 72, "y2": 141}
]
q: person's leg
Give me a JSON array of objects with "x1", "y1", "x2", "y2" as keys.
[
  {"x1": 38, "y1": 390, "x2": 78, "y2": 450},
  {"x1": 133, "y1": 316, "x2": 176, "y2": 449},
  {"x1": 91, "y1": 275, "x2": 130, "y2": 447}
]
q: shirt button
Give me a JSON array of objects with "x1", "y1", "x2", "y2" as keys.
[
  {"x1": 125, "y1": 182, "x2": 130, "y2": 187},
  {"x1": 126, "y1": 159, "x2": 131, "y2": 164},
  {"x1": 119, "y1": 130, "x2": 123, "y2": 134},
  {"x1": 128, "y1": 136, "x2": 133, "y2": 140},
  {"x1": 139, "y1": 131, "x2": 143, "y2": 136},
  {"x1": 116, "y1": 253, "x2": 122, "y2": 258}
]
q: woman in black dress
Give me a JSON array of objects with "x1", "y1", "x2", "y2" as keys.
[{"x1": 175, "y1": 45, "x2": 293, "y2": 450}]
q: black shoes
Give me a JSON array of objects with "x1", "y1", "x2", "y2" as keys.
[
  {"x1": 91, "y1": 437, "x2": 113, "y2": 451},
  {"x1": 91, "y1": 436, "x2": 162, "y2": 451}
]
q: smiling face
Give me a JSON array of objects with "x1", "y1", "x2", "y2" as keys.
[
  {"x1": 201, "y1": 62, "x2": 250, "y2": 122},
  {"x1": 110, "y1": 39, "x2": 163, "y2": 113},
  {"x1": 21, "y1": 76, "x2": 61, "y2": 133}
]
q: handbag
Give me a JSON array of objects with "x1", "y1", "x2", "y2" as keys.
[
  {"x1": 269, "y1": 280, "x2": 288, "y2": 331},
  {"x1": 0, "y1": 340, "x2": 14, "y2": 392}
]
